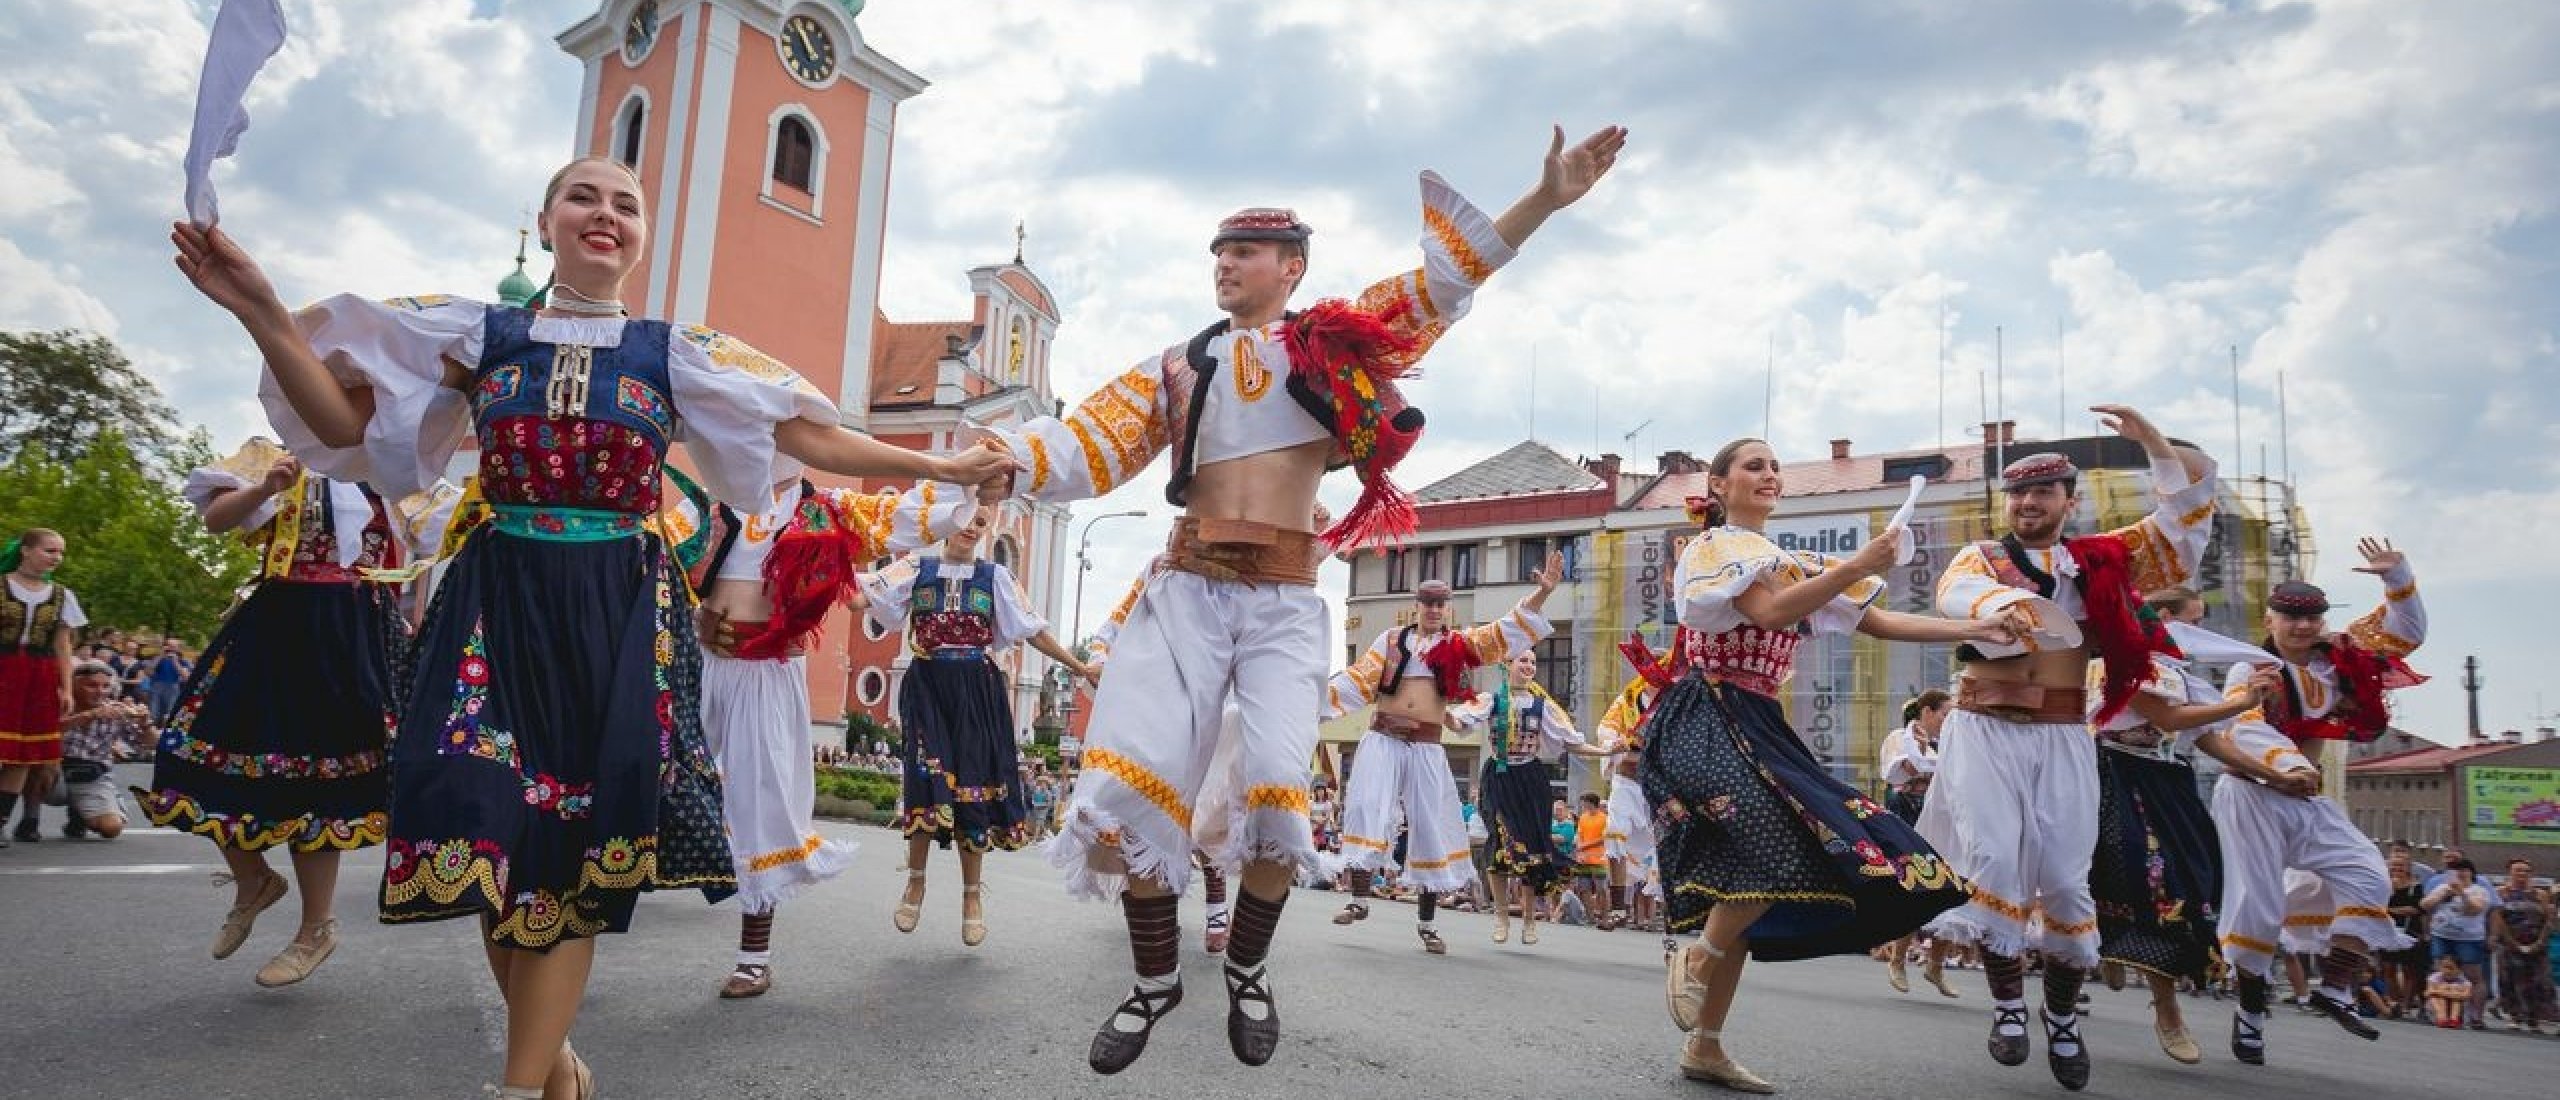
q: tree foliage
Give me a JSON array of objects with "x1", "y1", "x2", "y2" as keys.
[
  {"x1": 0, "y1": 328, "x2": 256, "y2": 642},
  {"x1": 0, "y1": 329, "x2": 188, "y2": 473}
]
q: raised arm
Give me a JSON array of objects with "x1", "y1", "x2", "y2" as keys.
[
  {"x1": 1325, "y1": 630, "x2": 1400, "y2": 718},
  {"x1": 2343, "y1": 537, "x2": 2425, "y2": 658},
  {"x1": 172, "y1": 223, "x2": 384, "y2": 448},
  {"x1": 2091, "y1": 405, "x2": 2218, "y2": 592},
  {"x1": 1489, "y1": 125, "x2": 1627, "y2": 251},
  {"x1": 193, "y1": 456, "x2": 301, "y2": 534},
  {"x1": 1452, "y1": 552, "x2": 1563, "y2": 664}
]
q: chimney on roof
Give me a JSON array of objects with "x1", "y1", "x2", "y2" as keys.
[
  {"x1": 1829, "y1": 439, "x2": 1852, "y2": 461},
  {"x1": 1657, "y1": 450, "x2": 1703, "y2": 475},
  {"x1": 1979, "y1": 420, "x2": 2019, "y2": 445},
  {"x1": 2500, "y1": 729, "x2": 2523, "y2": 744},
  {"x1": 1585, "y1": 453, "x2": 1622, "y2": 482}
]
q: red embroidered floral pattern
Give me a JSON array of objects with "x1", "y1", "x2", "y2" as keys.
[
  {"x1": 476, "y1": 415, "x2": 663, "y2": 513},
  {"x1": 521, "y1": 772, "x2": 595, "y2": 819},
  {"x1": 1677, "y1": 625, "x2": 1802, "y2": 697}
]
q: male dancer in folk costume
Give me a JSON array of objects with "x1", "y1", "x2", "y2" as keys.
[
  {"x1": 1081, "y1": 505, "x2": 1337, "y2": 956},
  {"x1": 660, "y1": 468, "x2": 974, "y2": 998},
  {"x1": 1926, "y1": 405, "x2": 2217, "y2": 1090},
  {"x1": 966, "y1": 125, "x2": 1624, "y2": 1074},
  {"x1": 1876, "y1": 691, "x2": 1962, "y2": 999},
  {"x1": 1325, "y1": 566, "x2": 1564, "y2": 954},
  {"x1": 2197, "y1": 541, "x2": 2426, "y2": 1065}
]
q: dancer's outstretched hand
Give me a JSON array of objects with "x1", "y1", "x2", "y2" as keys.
[
  {"x1": 171, "y1": 221, "x2": 282, "y2": 320},
  {"x1": 1535, "y1": 124, "x2": 1628, "y2": 211},
  {"x1": 1533, "y1": 549, "x2": 1567, "y2": 594},
  {"x1": 2351, "y1": 536, "x2": 2405, "y2": 576}
]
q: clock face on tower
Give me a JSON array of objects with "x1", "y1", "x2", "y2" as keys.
[
  {"x1": 780, "y1": 13, "x2": 837, "y2": 84},
  {"x1": 621, "y1": 0, "x2": 659, "y2": 63}
]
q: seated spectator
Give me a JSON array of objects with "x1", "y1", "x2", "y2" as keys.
[
  {"x1": 2425, "y1": 956, "x2": 2473, "y2": 1028},
  {"x1": 57, "y1": 661, "x2": 151, "y2": 839}
]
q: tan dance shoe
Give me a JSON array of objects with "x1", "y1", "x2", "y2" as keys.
[
  {"x1": 212, "y1": 869, "x2": 288, "y2": 960},
  {"x1": 1681, "y1": 1032, "x2": 1778, "y2": 1094},
  {"x1": 253, "y1": 919, "x2": 338, "y2": 987},
  {"x1": 893, "y1": 868, "x2": 924, "y2": 934},
  {"x1": 1886, "y1": 954, "x2": 1911, "y2": 993},
  {"x1": 2156, "y1": 1022, "x2": 2202, "y2": 1065},
  {"x1": 961, "y1": 883, "x2": 988, "y2": 947}
]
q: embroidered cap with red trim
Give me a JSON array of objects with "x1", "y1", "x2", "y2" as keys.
[
  {"x1": 1999, "y1": 452, "x2": 2079, "y2": 492},
  {"x1": 2267, "y1": 579, "x2": 2331, "y2": 616},
  {"x1": 1210, "y1": 207, "x2": 1313, "y2": 249}
]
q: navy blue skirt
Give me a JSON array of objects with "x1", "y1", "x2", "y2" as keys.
[
  {"x1": 378, "y1": 528, "x2": 732, "y2": 951},
  {"x1": 1479, "y1": 756, "x2": 1563, "y2": 894},
  {"x1": 896, "y1": 653, "x2": 1031, "y2": 852},
  {"x1": 1641, "y1": 674, "x2": 1967, "y2": 961},
  {"x1": 2093, "y1": 749, "x2": 2221, "y2": 981},
  {"x1": 135, "y1": 580, "x2": 405, "y2": 851}
]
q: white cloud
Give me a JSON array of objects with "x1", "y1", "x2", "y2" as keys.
[{"x1": 2, "y1": 0, "x2": 2552, "y2": 739}]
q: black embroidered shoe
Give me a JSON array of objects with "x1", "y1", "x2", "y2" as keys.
[
  {"x1": 2230, "y1": 1012, "x2": 2266, "y2": 1066},
  {"x1": 2042, "y1": 1009, "x2": 2091, "y2": 1091},
  {"x1": 1088, "y1": 981, "x2": 1183, "y2": 1075},
  {"x1": 1989, "y1": 1005, "x2": 2032, "y2": 1066},
  {"x1": 2310, "y1": 992, "x2": 2380, "y2": 1041},
  {"x1": 1224, "y1": 963, "x2": 1280, "y2": 1066}
]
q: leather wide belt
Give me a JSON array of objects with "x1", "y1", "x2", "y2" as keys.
[
  {"x1": 1370, "y1": 712, "x2": 1444, "y2": 745},
  {"x1": 1161, "y1": 517, "x2": 1319, "y2": 587},
  {"x1": 699, "y1": 615, "x2": 804, "y2": 660},
  {"x1": 1956, "y1": 675, "x2": 2087, "y2": 725}
]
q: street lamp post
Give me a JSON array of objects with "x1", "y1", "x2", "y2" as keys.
[{"x1": 1071, "y1": 509, "x2": 1149, "y2": 650}]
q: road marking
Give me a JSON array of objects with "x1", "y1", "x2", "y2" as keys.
[{"x1": 0, "y1": 863, "x2": 208, "y2": 875}]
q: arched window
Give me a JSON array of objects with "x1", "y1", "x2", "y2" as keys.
[
  {"x1": 772, "y1": 116, "x2": 815, "y2": 192},
  {"x1": 615, "y1": 95, "x2": 647, "y2": 168},
  {"x1": 993, "y1": 535, "x2": 1018, "y2": 572}
]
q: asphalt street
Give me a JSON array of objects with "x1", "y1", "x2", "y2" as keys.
[{"x1": 4, "y1": 765, "x2": 2549, "y2": 1099}]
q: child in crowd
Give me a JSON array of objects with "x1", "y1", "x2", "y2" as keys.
[{"x1": 2425, "y1": 955, "x2": 2474, "y2": 1028}]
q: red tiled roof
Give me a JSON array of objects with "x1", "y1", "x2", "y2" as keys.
[
  {"x1": 869, "y1": 315, "x2": 973, "y2": 407},
  {"x1": 2347, "y1": 742, "x2": 2518, "y2": 775},
  {"x1": 1627, "y1": 444, "x2": 1989, "y2": 511}
]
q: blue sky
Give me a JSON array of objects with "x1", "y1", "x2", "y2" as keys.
[{"x1": 2, "y1": 1, "x2": 2554, "y2": 740}]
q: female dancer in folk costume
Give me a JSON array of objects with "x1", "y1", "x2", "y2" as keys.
[
  {"x1": 0, "y1": 527, "x2": 81, "y2": 847},
  {"x1": 961, "y1": 126, "x2": 1622, "y2": 1074},
  {"x1": 1875, "y1": 691, "x2": 1964, "y2": 999},
  {"x1": 133, "y1": 440, "x2": 451, "y2": 987},
  {"x1": 660, "y1": 469, "x2": 974, "y2": 997},
  {"x1": 169, "y1": 157, "x2": 1013, "y2": 1099},
  {"x1": 1326, "y1": 562, "x2": 1564, "y2": 955},
  {"x1": 1450, "y1": 650, "x2": 1610, "y2": 947},
  {"x1": 1925, "y1": 406, "x2": 2216, "y2": 1091},
  {"x1": 1650, "y1": 438, "x2": 1995, "y2": 1094},
  {"x1": 2198, "y1": 540, "x2": 2426, "y2": 1067},
  {"x1": 862, "y1": 507, "x2": 1095, "y2": 947},
  {"x1": 2078, "y1": 586, "x2": 2282, "y2": 1065}
]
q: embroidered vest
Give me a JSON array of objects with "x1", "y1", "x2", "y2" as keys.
[
  {"x1": 247, "y1": 475, "x2": 398, "y2": 583},
  {"x1": 0, "y1": 581, "x2": 67, "y2": 650},
  {"x1": 909, "y1": 559, "x2": 997, "y2": 654},
  {"x1": 471, "y1": 309, "x2": 678, "y2": 515}
]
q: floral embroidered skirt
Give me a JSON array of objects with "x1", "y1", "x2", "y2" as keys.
[
  {"x1": 1641, "y1": 674, "x2": 1967, "y2": 961},
  {"x1": 1479, "y1": 756, "x2": 1563, "y2": 894},
  {"x1": 0, "y1": 649, "x2": 65, "y2": 764},
  {"x1": 133, "y1": 580, "x2": 405, "y2": 851},
  {"x1": 2093, "y1": 749, "x2": 2221, "y2": 982},
  {"x1": 378, "y1": 528, "x2": 733, "y2": 951},
  {"x1": 896, "y1": 653, "x2": 1031, "y2": 852}
]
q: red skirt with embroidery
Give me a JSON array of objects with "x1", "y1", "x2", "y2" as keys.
[{"x1": 0, "y1": 650, "x2": 65, "y2": 764}]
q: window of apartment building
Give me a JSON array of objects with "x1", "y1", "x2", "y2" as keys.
[
  {"x1": 1386, "y1": 549, "x2": 1411, "y2": 593},
  {"x1": 1534, "y1": 633, "x2": 1574, "y2": 701},
  {"x1": 1419, "y1": 546, "x2": 1444, "y2": 583},
  {"x1": 1516, "y1": 537, "x2": 1550, "y2": 582},
  {"x1": 1451, "y1": 544, "x2": 1478, "y2": 589}
]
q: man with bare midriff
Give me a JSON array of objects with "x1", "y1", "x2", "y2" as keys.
[{"x1": 969, "y1": 126, "x2": 1625, "y2": 1075}]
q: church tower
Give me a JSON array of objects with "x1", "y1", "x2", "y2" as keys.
[
  {"x1": 556, "y1": 0, "x2": 920, "y2": 426},
  {"x1": 552, "y1": 1, "x2": 1070, "y2": 737}
]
